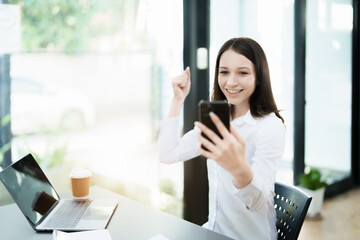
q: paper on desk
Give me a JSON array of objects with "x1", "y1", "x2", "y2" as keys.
[
  {"x1": 147, "y1": 233, "x2": 171, "y2": 240},
  {"x1": 53, "y1": 229, "x2": 112, "y2": 240}
]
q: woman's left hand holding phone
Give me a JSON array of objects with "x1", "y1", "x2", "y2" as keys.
[
  {"x1": 195, "y1": 113, "x2": 253, "y2": 189},
  {"x1": 168, "y1": 67, "x2": 191, "y2": 117}
]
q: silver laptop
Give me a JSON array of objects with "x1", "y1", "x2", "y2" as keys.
[{"x1": 0, "y1": 154, "x2": 118, "y2": 231}]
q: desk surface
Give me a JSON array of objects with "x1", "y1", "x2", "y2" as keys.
[{"x1": 0, "y1": 186, "x2": 232, "y2": 240}]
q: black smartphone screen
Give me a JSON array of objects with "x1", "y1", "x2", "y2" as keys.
[{"x1": 198, "y1": 100, "x2": 231, "y2": 151}]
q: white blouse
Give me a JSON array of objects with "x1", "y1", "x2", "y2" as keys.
[{"x1": 158, "y1": 110, "x2": 286, "y2": 240}]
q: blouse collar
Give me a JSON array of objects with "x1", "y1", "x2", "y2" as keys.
[{"x1": 232, "y1": 109, "x2": 257, "y2": 127}]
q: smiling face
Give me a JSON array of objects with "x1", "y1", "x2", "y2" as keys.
[{"x1": 217, "y1": 49, "x2": 256, "y2": 117}]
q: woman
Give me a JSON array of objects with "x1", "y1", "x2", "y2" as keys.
[{"x1": 158, "y1": 37, "x2": 285, "y2": 240}]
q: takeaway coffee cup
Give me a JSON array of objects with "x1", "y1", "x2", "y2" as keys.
[{"x1": 69, "y1": 168, "x2": 91, "y2": 199}]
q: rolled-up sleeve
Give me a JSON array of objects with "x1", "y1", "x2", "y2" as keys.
[
  {"x1": 158, "y1": 117, "x2": 200, "y2": 164},
  {"x1": 233, "y1": 116, "x2": 286, "y2": 212}
]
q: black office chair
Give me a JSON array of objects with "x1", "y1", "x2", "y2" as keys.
[{"x1": 274, "y1": 182, "x2": 312, "y2": 240}]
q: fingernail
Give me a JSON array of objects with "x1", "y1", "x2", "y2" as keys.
[{"x1": 209, "y1": 111, "x2": 214, "y2": 116}]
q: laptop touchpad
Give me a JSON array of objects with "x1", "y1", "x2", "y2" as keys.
[{"x1": 83, "y1": 206, "x2": 113, "y2": 220}]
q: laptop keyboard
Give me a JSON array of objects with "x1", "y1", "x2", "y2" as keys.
[{"x1": 43, "y1": 200, "x2": 91, "y2": 229}]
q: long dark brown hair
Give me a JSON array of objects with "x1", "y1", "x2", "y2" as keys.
[{"x1": 212, "y1": 37, "x2": 284, "y2": 123}]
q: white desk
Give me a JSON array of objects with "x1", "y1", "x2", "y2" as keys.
[{"x1": 0, "y1": 186, "x2": 233, "y2": 240}]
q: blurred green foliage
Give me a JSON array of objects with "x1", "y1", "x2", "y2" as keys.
[
  {"x1": 9, "y1": 0, "x2": 141, "y2": 52},
  {"x1": 0, "y1": 114, "x2": 11, "y2": 166},
  {"x1": 0, "y1": 114, "x2": 67, "y2": 168},
  {"x1": 159, "y1": 178, "x2": 177, "y2": 196},
  {"x1": 16, "y1": 126, "x2": 68, "y2": 169}
]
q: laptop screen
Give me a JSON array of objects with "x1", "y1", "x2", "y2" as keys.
[{"x1": 0, "y1": 154, "x2": 60, "y2": 228}]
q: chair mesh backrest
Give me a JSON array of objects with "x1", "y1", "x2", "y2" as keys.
[{"x1": 274, "y1": 182, "x2": 312, "y2": 240}]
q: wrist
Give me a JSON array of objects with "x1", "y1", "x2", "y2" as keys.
[
  {"x1": 232, "y1": 164, "x2": 253, "y2": 189},
  {"x1": 168, "y1": 98, "x2": 184, "y2": 117}
]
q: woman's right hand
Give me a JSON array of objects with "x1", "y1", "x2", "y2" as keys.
[
  {"x1": 168, "y1": 67, "x2": 191, "y2": 117},
  {"x1": 172, "y1": 66, "x2": 191, "y2": 102}
]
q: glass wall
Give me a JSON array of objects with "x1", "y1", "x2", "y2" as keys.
[
  {"x1": 4, "y1": 0, "x2": 184, "y2": 216},
  {"x1": 305, "y1": 0, "x2": 353, "y2": 182},
  {"x1": 210, "y1": 0, "x2": 294, "y2": 184}
]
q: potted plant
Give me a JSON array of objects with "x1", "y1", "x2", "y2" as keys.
[{"x1": 298, "y1": 167, "x2": 329, "y2": 219}]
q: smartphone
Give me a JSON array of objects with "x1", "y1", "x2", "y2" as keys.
[{"x1": 198, "y1": 100, "x2": 231, "y2": 150}]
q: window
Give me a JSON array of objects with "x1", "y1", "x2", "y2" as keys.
[
  {"x1": 6, "y1": 0, "x2": 184, "y2": 216},
  {"x1": 305, "y1": 0, "x2": 353, "y2": 182},
  {"x1": 210, "y1": 0, "x2": 294, "y2": 184}
]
